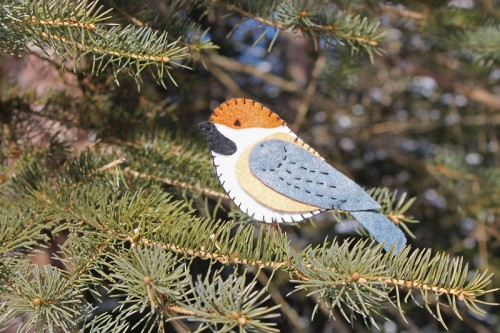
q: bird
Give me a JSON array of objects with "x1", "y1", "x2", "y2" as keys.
[{"x1": 198, "y1": 98, "x2": 406, "y2": 252}]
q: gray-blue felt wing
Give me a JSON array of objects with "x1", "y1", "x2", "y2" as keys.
[{"x1": 249, "y1": 139, "x2": 381, "y2": 211}]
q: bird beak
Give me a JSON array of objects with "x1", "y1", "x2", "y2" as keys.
[{"x1": 197, "y1": 121, "x2": 212, "y2": 133}]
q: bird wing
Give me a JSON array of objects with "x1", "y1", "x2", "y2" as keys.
[{"x1": 249, "y1": 139, "x2": 381, "y2": 211}]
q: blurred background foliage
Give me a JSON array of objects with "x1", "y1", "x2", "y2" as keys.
[{"x1": 0, "y1": 0, "x2": 499, "y2": 332}]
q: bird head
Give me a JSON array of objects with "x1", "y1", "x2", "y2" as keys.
[{"x1": 198, "y1": 98, "x2": 286, "y2": 156}]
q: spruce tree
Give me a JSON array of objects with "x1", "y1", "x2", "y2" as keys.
[{"x1": 0, "y1": 1, "x2": 498, "y2": 332}]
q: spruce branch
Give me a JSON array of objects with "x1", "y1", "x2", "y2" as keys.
[
  {"x1": 205, "y1": 0, "x2": 384, "y2": 56},
  {"x1": 87, "y1": 245, "x2": 194, "y2": 332},
  {"x1": 123, "y1": 209, "x2": 495, "y2": 329},
  {"x1": 20, "y1": 153, "x2": 490, "y2": 325},
  {"x1": 99, "y1": 246, "x2": 281, "y2": 332},
  {"x1": 0, "y1": 205, "x2": 50, "y2": 256},
  {"x1": 134, "y1": 236, "x2": 289, "y2": 272},
  {"x1": 1, "y1": 0, "x2": 196, "y2": 88},
  {"x1": 1, "y1": 264, "x2": 84, "y2": 332},
  {"x1": 180, "y1": 270, "x2": 281, "y2": 332},
  {"x1": 106, "y1": 246, "x2": 190, "y2": 311},
  {"x1": 54, "y1": 233, "x2": 115, "y2": 294},
  {"x1": 123, "y1": 218, "x2": 496, "y2": 329},
  {"x1": 460, "y1": 25, "x2": 500, "y2": 65},
  {"x1": 293, "y1": 240, "x2": 498, "y2": 327},
  {"x1": 108, "y1": 0, "x2": 218, "y2": 56},
  {"x1": 2, "y1": 147, "x2": 497, "y2": 330}
]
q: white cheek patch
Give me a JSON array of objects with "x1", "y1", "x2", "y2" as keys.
[{"x1": 212, "y1": 125, "x2": 324, "y2": 223}]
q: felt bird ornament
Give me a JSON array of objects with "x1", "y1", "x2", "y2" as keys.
[{"x1": 198, "y1": 98, "x2": 406, "y2": 252}]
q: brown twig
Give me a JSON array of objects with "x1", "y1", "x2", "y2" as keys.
[
  {"x1": 292, "y1": 52, "x2": 327, "y2": 131},
  {"x1": 108, "y1": 0, "x2": 147, "y2": 27},
  {"x1": 379, "y1": 4, "x2": 427, "y2": 21},
  {"x1": 476, "y1": 216, "x2": 489, "y2": 274},
  {"x1": 204, "y1": 53, "x2": 302, "y2": 92},
  {"x1": 257, "y1": 271, "x2": 309, "y2": 333},
  {"x1": 371, "y1": 113, "x2": 500, "y2": 135},
  {"x1": 169, "y1": 320, "x2": 190, "y2": 333},
  {"x1": 69, "y1": 158, "x2": 126, "y2": 188},
  {"x1": 95, "y1": 157, "x2": 126, "y2": 173},
  {"x1": 392, "y1": 58, "x2": 500, "y2": 111},
  {"x1": 164, "y1": 304, "x2": 197, "y2": 316},
  {"x1": 204, "y1": 61, "x2": 246, "y2": 97},
  {"x1": 146, "y1": 281, "x2": 156, "y2": 308}
]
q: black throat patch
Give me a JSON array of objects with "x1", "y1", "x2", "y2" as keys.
[{"x1": 197, "y1": 121, "x2": 237, "y2": 156}]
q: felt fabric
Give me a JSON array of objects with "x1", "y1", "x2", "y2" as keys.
[
  {"x1": 197, "y1": 121, "x2": 237, "y2": 156},
  {"x1": 210, "y1": 124, "x2": 323, "y2": 223},
  {"x1": 210, "y1": 98, "x2": 286, "y2": 129},
  {"x1": 202, "y1": 98, "x2": 406, "y2": 251},
  {"x1": 350, "y1": 210, "x2": 406, "y2": 252},
  {"x1": 236, "y1": 132, "x2": 320, "y2": 212},
  {"x1": 249, "y1": 139, "x2": 381, "y2": 211},
  {"x1": 249, "y1": 138, "x2": 406, "y2": 251}
]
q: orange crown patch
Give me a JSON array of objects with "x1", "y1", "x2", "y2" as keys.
[{"x1": 210, "y1": 98, "x2": 286, "y2": 129}]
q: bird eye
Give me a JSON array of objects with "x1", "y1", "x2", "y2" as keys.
[{"x1": 234, "y1": 119, "x2": 241, "y2": 127}]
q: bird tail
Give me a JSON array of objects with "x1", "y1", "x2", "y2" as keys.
[{"x1": 350, "y1": 210, "x2": 406, "y2": 253}]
